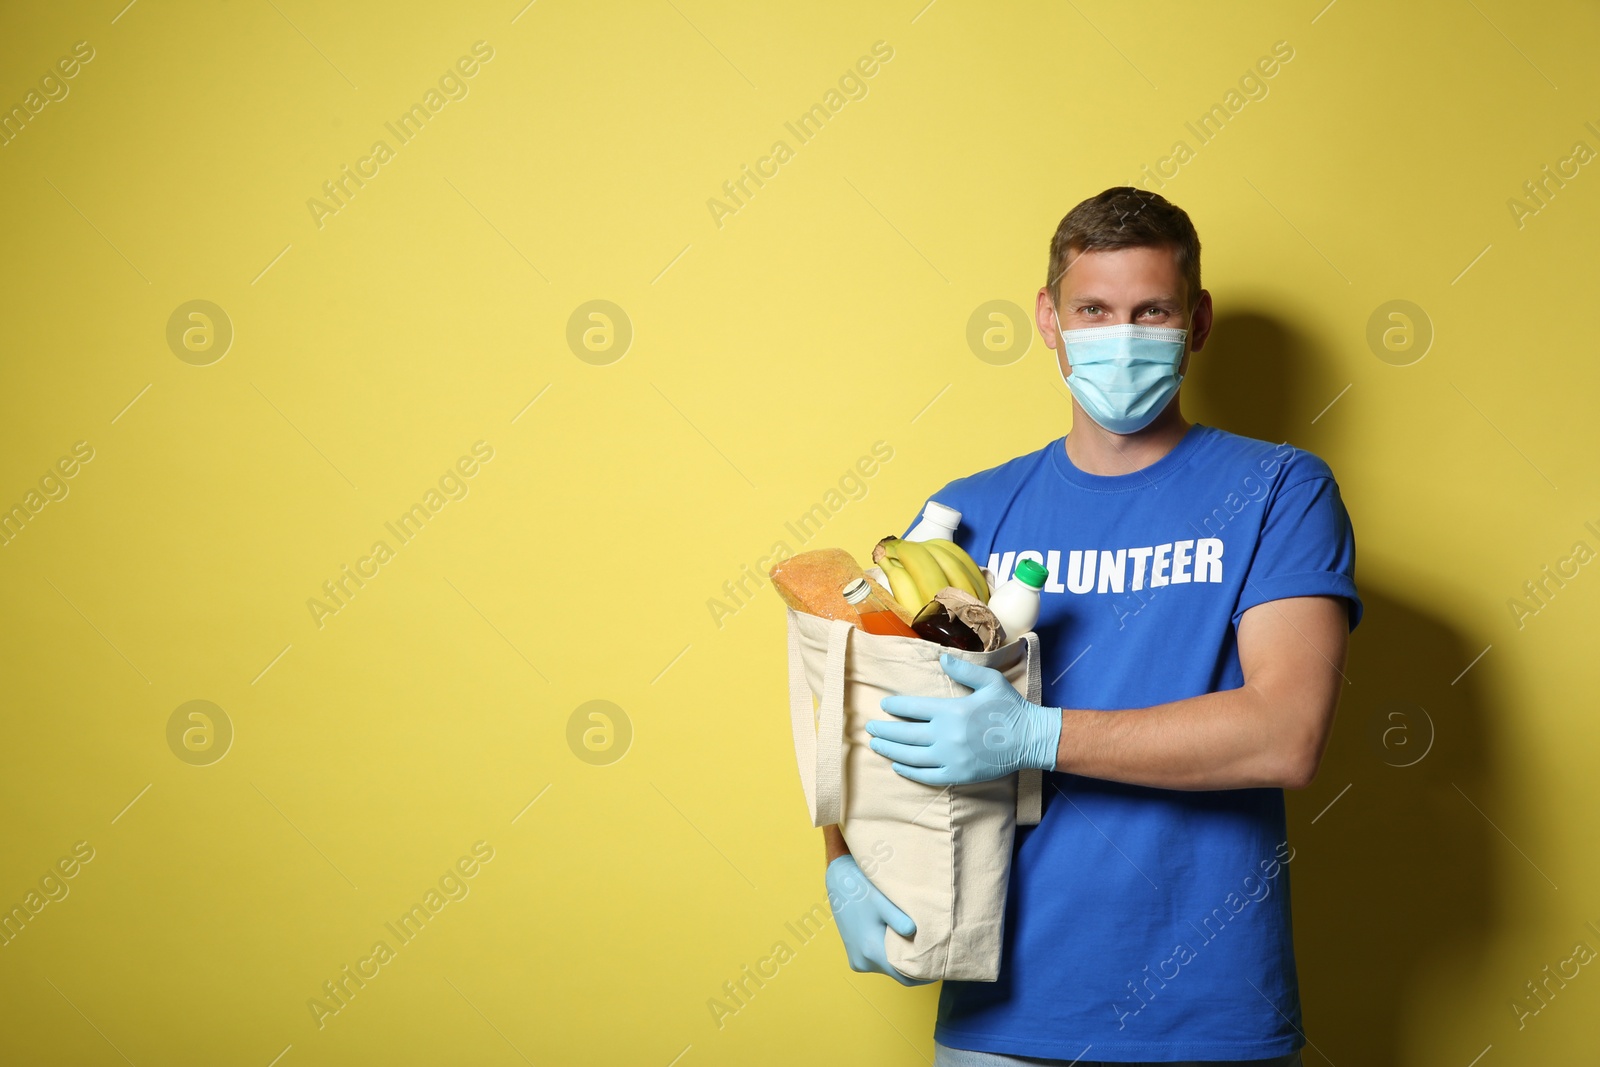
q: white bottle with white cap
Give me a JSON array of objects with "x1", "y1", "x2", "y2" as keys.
[
  {"x1": 906, "y1": 501, "x2": 961, "y2": 543},
  {"x1": 989, "y1": 558, "x2": 1048, "y2": 644}
]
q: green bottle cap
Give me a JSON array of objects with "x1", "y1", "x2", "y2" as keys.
[{"x1": 1014, "y1": 559, "x2": 1049, "y2": 589}]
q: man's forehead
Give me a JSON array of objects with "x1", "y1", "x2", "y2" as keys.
[
  {"x1": 1057, "y1": 246, "x2": 1183, "y2": 298},
  {"x1": 1062, "y1": 244, "x2": 1179, "y2": 271}
]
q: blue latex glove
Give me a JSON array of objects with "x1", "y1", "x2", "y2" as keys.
[
  {"x1": 867, "y1": 652, "x2": 1062, "y2": 786},
  {"x1": 825, "y1": 855, "x2": 934, "y2": 986}
]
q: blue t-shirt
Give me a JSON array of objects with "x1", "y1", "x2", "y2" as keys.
[{"x1": 898, "y1": 422, "x2": 1362, "y2": 1063}]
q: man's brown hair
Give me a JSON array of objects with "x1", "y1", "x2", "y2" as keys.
[{"x1": 1045, "y1": 187, "x2": 1202, "y2": 315}]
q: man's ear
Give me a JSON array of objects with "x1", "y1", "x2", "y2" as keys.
[{"x1": 1037, "y1": 287, "x2": 1062, "y2": 350}]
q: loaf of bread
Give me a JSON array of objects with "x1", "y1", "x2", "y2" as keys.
[{"x1": 769, "y1": 548, "x2": 915, "y2": 626}]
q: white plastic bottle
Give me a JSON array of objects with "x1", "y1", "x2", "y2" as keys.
[
  {"x1": 989, "y1": 559, "x2": 1047, "y2": 643},
  {"x1": 906, "y1": 501, "x2": 961, "y2": 543}
]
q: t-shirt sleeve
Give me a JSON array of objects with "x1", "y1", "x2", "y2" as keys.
[{"x1": 1232, "y1": 474, "x2": 1363, "y2": 632}]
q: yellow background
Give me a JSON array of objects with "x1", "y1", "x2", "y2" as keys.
[{"x1": 1, "y1": 1, "x2": 1597, "y2": 1063}]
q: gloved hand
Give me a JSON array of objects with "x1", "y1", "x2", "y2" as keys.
[
  {"x1": 825, "y1": 855, "x2": 934, "y2": 986},
  {"x1": 867, "y1": 652, "x2": 1062, "y2": 786}
]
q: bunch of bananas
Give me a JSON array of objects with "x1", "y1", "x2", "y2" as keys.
[{"x1": 872, "y1": 535, "x2": 990, "y2": 612}]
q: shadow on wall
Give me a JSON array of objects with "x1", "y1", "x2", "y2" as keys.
[{"x1": 1186, "y1": 309, "x2": 1495, "y2": 1067}]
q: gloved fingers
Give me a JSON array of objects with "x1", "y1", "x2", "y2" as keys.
[
  {"x1": 886, "y1": 964, "x2": 936, "y2": 987},
  {"x1": 867, "y1": 735, "x2": 941, "y2": 768},
  {"x1": 863, "y1": 718, "x2": 931, "y2": 745},
  {"x1": 877, "y1": 694, "x2": 944, "y2": 721},
  {"x1": 890, "y1": 761, "x2": 955, "y2": 787},
  {"x1": 936, "y1": 652, "x2": 1002, "y2": 692},
  {"x1": 883, "y1": 895, "x2": 921, "y2": 940},
  {"x1": 875, "y1": 928, "x2": 934, "y2": 985}
]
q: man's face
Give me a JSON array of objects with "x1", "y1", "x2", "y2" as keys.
[{"x1": 1039, "y1": 245, "x2": 1207, "y2": 379}]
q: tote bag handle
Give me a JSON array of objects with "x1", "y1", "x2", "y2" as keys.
[
  {"x1": 787, "y1": 607, "x2": 1044, "y2": 828},
  {"x1": 1017, "y1": 630, "x2": 1043, "y2": 826},
  {"x1": 787, "y1": 608, "x2": 849, "y2": 827}
]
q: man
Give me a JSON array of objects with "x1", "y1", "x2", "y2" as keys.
[{"x1": 821, "y1": 186, "x2": 1360, "y2": 1066}]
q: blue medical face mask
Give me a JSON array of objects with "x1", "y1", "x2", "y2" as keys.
[{"x1": 1053, "y1": 308, "x2": 1188, "y2": 435}]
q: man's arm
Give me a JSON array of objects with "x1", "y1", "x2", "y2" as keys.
[
  {"x1": 1053, "y1": 595, "x2": 1350, "y2": 791},
  {"x1": 822, "y1": 824, "x2": 850, "y2": 863}
]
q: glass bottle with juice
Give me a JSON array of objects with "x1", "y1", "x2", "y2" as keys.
[{"x1": 842, "y1": 578, "x2": 920, "y2": 638}]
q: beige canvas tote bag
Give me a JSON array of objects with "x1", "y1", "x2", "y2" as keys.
[{"x1": 785, "y1": 604, "x2": 1043, "y2": 982}]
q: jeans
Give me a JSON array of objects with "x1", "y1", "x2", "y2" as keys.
[{"x1": 932, "y1": 1042, "x2": 1304, "y2": 1067}]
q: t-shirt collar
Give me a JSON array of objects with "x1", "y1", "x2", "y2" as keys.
[{"x1": 1048, "y1": 421, "x2": 1209, "y2": 493}]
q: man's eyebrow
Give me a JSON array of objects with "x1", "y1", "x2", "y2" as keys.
[{"x1": 1066, "y1": 295, "x2": 1181, "y2": 306}]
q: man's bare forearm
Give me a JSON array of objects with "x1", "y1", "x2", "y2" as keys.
[
  {"x1": 1052, "y1": 683, "x2": 1318, "y2": 791},
  {"x1": 822, "y1": 824, "x2": 850, "y2": 863}
]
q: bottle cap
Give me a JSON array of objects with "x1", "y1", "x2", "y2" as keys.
[
  {"x1": 841, "y1": 578, "x2": 871, "y2": 604},
  {"x1": 923, "y1": 501, "x2": 961, "y2": 527},
  {"x1": 1013, "y1": 559, "x2": 1049, "y2": 589}
]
